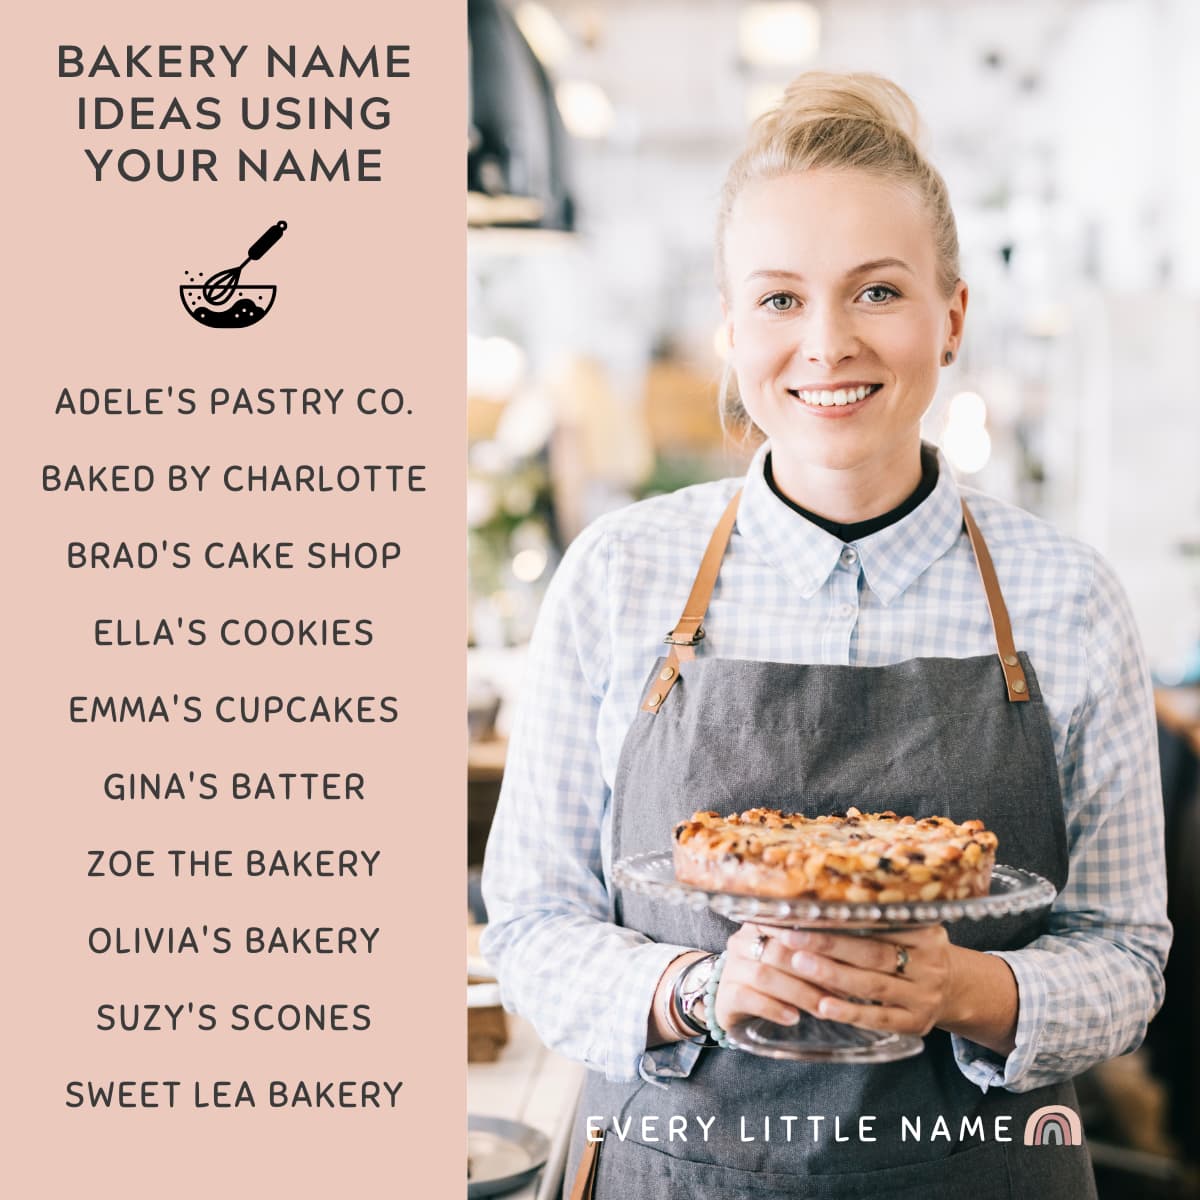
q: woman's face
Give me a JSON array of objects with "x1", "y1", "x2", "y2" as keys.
[{"x1": 722, "y1": 168, "x2": 966, "y2": 488}]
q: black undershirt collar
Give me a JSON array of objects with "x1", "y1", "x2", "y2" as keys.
[{"x1": 764, "y1": 445, "x2": 940, "y2": 542}]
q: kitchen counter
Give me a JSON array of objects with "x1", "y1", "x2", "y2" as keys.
[{"x1": 469, "y1": 1015, "x2": 584, "y2": 1199}]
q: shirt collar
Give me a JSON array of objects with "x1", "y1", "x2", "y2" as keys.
[{"x1": 737, "y1": 440, "x2": 963, "y2": 605}]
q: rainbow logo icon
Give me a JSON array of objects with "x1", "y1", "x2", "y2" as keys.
[{"x1": 1023, "y1": 1105, "x2": 1083, "y2": 1146}]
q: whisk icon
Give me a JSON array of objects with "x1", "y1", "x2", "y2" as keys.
[{"x1": 201, "y1": 220, "x2": 288, "y2": 306}]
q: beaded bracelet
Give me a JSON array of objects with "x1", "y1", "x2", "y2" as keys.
[{"x1": 703, "y1": 951, "x2": 732, "y2": 1048}]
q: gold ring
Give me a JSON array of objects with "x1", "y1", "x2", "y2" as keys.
[{"x1": 894, "y1": 945, "x2": 910, "y2": 976}]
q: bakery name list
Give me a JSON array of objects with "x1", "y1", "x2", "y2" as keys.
[
  {"x1": 52, "y1": 384, "x2": 422, "y2": 726},
  {"x1": 54, "y1": 381, "x2": 415, "y2": 1113},
  {"x1": 60, "y1": 42, "x2": 411, "y2": 183}
]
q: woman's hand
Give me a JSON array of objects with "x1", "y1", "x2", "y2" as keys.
[
  {"x1": 783, "y1": 926, "x2": 954, "y2": 1035},
  {"x1": 715, "y1": 924, "x2": 956, "y2": 1037}
]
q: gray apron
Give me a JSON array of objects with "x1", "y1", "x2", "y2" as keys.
[{"x1": 565, "y1": 492, "x2": 1097, "y2": 1199}]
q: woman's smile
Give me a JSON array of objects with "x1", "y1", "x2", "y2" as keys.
[{"x1": 788, "y1": 382, "x2": 884, "y2": 415}]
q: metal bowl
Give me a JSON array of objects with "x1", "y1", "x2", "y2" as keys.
[{"x1": 467, "y1": 1114, "x2": 550, "y2": 1197}]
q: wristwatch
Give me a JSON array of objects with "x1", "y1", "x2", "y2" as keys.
[{"x1": 673, "y1": 953, "x2": 719, "y2": 1039}]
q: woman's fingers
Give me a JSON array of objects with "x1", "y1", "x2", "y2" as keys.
[
  {"x1": 776, "y1": 928, "x2": 915, "y2": 974},
  {"x1": 731, "y1": 927, "x2": 910, "y2": 991},
  {"x1": 724, "y1": 958, "x2": 832, "y2": 1015},
  {"x1": 718, "y1": 926, "x2": 839, "y2": 1027},
  {"x1": 815, "y1": 997, "x2": 915, "y2": 1031},
  {"x1": 715, "y1": 976, "x2": 804, "y2": 1029},
  {"x1": 787, "y1": 952, "x2": 905, "y2": 1004}
]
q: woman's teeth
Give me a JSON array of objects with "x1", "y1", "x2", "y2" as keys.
[{"x1": 792, "y1": 384, "x2": 880, "y2": 407}]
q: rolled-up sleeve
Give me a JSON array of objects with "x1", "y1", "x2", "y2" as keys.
[
  {"x1": 480, "y1": 523, "x2": 694, "y2": 1082},
  {"x1": 953, "y1": 552, "x2": 1171, "y2": 1092}
]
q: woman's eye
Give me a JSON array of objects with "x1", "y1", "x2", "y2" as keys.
[
  {"x1": 762, "y1": 293, "x2": 796, "y2": 312},
  {"x1": 861, "y1": 284, "x2": 899, "y2": 304}
]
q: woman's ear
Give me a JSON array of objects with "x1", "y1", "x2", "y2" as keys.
[{"x1": 946, "y1": 279, "x2": 968, "y2": 353}]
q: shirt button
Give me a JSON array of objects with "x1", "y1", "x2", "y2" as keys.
[
  {"x1": 839, "y1": 603, "x2": 855, "y2": 618},
  {"x1": 840, "y1": 547, "x2": 858, "y2": 566}
]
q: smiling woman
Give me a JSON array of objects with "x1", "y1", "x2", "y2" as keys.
[
  {"x1": 717, "y1": 75, "x2": 965, "y2": 522},
  {"x1": 481, "y1": 71, "x2": 1168, "y2": 1200}
]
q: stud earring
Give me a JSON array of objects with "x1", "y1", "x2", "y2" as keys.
[{"x1": 943, "y1": 350, "x2": 954, "y2": 365}]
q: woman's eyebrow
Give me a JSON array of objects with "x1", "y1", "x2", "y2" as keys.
[{"x1": 744, "y1": 258, "x2": 914, "y2": 283}]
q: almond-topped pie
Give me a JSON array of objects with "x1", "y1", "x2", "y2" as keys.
[{"x1": 671, "y1": 806, "x2": 998, "y2": 901}]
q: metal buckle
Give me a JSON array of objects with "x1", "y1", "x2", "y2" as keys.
[{"x1": 664, "y1": 625, "x2": 705, "y2": 646}]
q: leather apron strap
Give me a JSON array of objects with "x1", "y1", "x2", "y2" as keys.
[
  {"x1": 567, "y1": 1132, "x2": 603, "y2": 1200},
  {"x1": 642, "y1": 489, "x2": 1028, "y2": 711},
  {"x1": 641, "y1": 489, "x2": 741, "y2": 712},
  {"x1": 960, "y1": 499, "x2": 1029, "y2": 701}
]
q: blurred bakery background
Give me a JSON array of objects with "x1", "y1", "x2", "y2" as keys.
[{"x1": 465, "y1": 2, "x2": 1200, "y2": 1197}]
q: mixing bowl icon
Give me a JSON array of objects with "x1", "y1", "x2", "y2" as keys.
[{"x1": 179, "y1": 285, "x2": 277, "y2": 328}]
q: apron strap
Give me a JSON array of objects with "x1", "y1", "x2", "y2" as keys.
[
  {"x1": 642, "y1": 489, "x2": 741, "y2": 712},
  {"x1": 567, "y1": 1132, "x2": 603, "y2": 1200},
  {"x1": 642, "y1": 487, "x2": 1030, "y2": 712},
  {"x1": 961, "y1": 499, "x2": 1029, "y2": 702}
]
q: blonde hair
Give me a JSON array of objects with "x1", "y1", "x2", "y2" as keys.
[{"x1": 716, "y1": 72, "x2": 960, "y2": 438}]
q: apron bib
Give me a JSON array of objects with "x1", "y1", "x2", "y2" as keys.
[{"x1": 565, "y1": 492, "x2": 1097, "y2": 1199}]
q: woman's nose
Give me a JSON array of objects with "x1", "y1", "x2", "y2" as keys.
[{"x1": 800, "y1": 305, "x2": 859, "y2": 366}]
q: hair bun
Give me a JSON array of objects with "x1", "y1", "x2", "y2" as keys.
[
  {"x1": 759, "y1": 71, "x2": 924, "y2": 149},
  {"x1": 716, "y1": 69, "x2": 956, "y2": 304}
]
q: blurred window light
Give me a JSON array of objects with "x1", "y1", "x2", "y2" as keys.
[
  {"x1": 942, "y1": 422, "x2": 992, "y2": 475},
  {"x1": 556, "y1": 79, "x2": 615, "y2": 139},
  {"x1": 1024, "y1": 302, "x2": 1071, "y2": 339},
  {"x1": 467, "y1": 480, "x2": 499, "y2": 527},
  {"x1": 512, "y1": 547, "x2": 549, "y2": 583},
  {"x1": 514, "y1": 3, "x2": 572, "y2": 69},
  {"x1": 496, "y1": 391, "x2": 555, "y2": 457},
  {"x1": 468, "y1": 334, "x2": 527, "y2": 400},
  {"x1": 739, "y1": 3, "x2": 821, "y2": 68},
  {"x1": 948, "y1": 391, "x2": 988, "y2": 427},
  {"x1": 471, "y1": 439, "x2": 515, "y2": 474}
]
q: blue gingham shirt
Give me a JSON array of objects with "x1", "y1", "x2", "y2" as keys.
[{"x1": 481, "y1": 441, "x2": 1170, "y2": 1094}]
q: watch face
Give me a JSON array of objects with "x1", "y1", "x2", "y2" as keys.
[{"x1": 682, "y1": 956, "x2": 716, "y2": 1000}]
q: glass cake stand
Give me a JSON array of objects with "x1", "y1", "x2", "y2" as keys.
[{"x1": 613, "y1": 851, "x2": 1056, "y2": 1063}]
